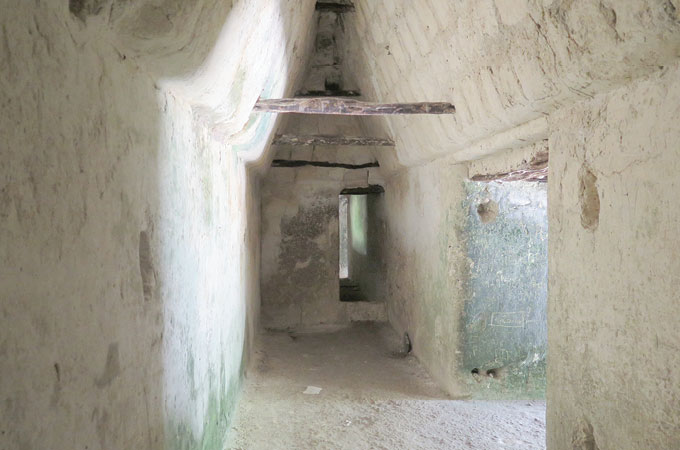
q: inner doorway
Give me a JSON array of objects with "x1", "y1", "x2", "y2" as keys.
[{"x1": 338, "y1": 185, "x2": 384, "y2": 302}]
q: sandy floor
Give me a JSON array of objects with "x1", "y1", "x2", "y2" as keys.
[{"x1": 227, "y1": 323, "x2": 546, "y2": 450}]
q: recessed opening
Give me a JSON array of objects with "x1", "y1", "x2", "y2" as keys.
[
  {"x1": 464, "y1": 180, "x2": 548, "y2": 395},
  {"x1": 338, "y1": 186, "x2": 384, "y2": 302}
]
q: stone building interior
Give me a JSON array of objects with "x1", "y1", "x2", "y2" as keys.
[{"x1": 1, "y1": 0, "x2": 679, "y2": 449}]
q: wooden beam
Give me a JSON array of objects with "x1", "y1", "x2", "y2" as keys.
[
  {"x1": 271, "y1": 160, "x2": 379, "y2": 169},
  {"x1": 470, "y1": 150, "x2": 549, "y2": 183},
  {"x1": 316, "y1": 2, "x2": 355, "y2": 13},
  {"x1": 295, "y1": 89, "x2": 361, "y2": 97},
  {"x1": 340, "y1": 185, "x2": 385, "y2": 195},
  {"x1": 254, "y1": 98, "x2": 456, "y2": 115},
  {"x1": 273, "y1": 134, "x2": 394, "y2": 147}
]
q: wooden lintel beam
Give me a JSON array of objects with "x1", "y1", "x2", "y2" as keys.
[
  {"x1": 470, "y1": 150, "x2": 549, "y2": 183},
  {"x1": 254, "y1": 97, "x2": 456, "y2": 116},
  {"x1": 273, "y1": 134, "x2": 394, "y2": 147},
  {"x1": 295, "y1": 89, "x2": 361, "y2": 97},
  {"x1": 271, "y1": 160, "x2": 379, "y2": 169},
  {"x1": 316, "y1": 2, "x2": 355, "y2": 13}
]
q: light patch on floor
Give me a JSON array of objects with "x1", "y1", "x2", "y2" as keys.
[{"x1": 227, "y1": 323, "x2": 545, "y2": 449}]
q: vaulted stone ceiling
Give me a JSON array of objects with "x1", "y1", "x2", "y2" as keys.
[{"x1": 340, "y1": 0, "x2": 680, "y2": 168}]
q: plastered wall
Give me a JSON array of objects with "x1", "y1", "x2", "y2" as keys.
[
  {"x1": 374, "y1": 162, "x2": 470, "y2": 396},
  {"x1": 0, "y1": 1, "x2": 314, "y2": 448},
  {"x1": 333, "y1": 2, "x2": 680, "y2": 444},
  {"x1": 547, "y1": 61, "x2": 680, "y2": 450},
  {"x1": 260, "y1": 166, "x2": 384, "y2": 330}
]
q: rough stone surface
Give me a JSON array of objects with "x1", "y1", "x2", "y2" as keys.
[
  {"x1": 260, "y1": 10, "x2": 388, "y2": 331},
  {"x1": 343, "y1": 0, "x2": 680, "y2": 168},
  {"x1": 548, "y1": 60, "x2": 680, "y2": 449},
  {"x1": 260, "y1": 167, "x2": 385, "y2": 330},
  {"x1": 0, "y1": 1, "x2": 315, "y2": 449},
  {"x1": 3, "y1": 1, "x2": 680, "y2": 448},
  {"x1": 368, "y1": 162, "x2": 470, "y2": 396}
]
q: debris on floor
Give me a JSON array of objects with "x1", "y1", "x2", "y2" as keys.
[{"x1": 303, "y1": 386, "x2": 323, "y2": 395}]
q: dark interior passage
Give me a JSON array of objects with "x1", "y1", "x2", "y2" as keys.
[{"x1": 338, "y1": 187, "x2": 385, "y2": 302}]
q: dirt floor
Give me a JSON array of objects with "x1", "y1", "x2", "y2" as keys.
[{"x1": 227, "y1": 323, "x2": 546, "y2": 450}]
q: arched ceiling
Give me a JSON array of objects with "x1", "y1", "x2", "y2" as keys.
[{"x1": 341, "y1": 0, "x2": 680, "y2": 169}]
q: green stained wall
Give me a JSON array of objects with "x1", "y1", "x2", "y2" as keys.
[{"x1": 462, "y1": 181, "x2": 548, "y2": 398}]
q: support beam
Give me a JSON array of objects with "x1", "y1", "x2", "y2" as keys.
[
  {"x1": 470, "y1": 150, "x2": 549, "y2": 183},
  {"x1": 295, "y1": 89, "x2": 361, "y2": 97},
  {"x1": 315, "y1": 2, "x2": 355, "y2": 13},
  {"x1": 340, "y1": 185, "x2": 385, "y2": 195},
  {"x1": 273, "y1": 134, "x2": 394, "y2": 147},
  {"x1": 254, "y1": 98, "x2": 456, "y2": 115},
  {"x1": 271, "y1": 160, "x2": 379, "y2": 169}
]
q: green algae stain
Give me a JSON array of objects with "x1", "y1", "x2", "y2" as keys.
[
  {"x1": 166, "y1": 372, "x2": 242, "y2": 450},
  {"x1": 461, "y1": 181, "x2": 548, "y2": 399}
]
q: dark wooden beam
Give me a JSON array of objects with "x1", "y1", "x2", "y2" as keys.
[
  {"x1": 271, "y1": 160, "x2": 379, "y2": 169},
  {"x1": 254, "y1": 98, "x2": 456, "y2": 115},
  {"x1": 273, "y1": 134, "x2": 394, "y2": 147},
  {"x1": 470, "y1": 150, "x2": 549, "y2": 183},
  {"x1": 316, "y1": 2, "x2": 355, "y2": 13},
  {"x1": 340, "y1": 185, "x2": 385, "y2": 195},
  {"x1": 295, "y1": 89, "x2": 361, "y2": 97}
]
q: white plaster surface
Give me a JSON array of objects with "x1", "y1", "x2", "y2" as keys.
[
  {"x1": 373, "y1": 162, "x2": 471, "y2": 397},
  {"x1": 547, "y1": 60, "x2": 680, "y2": 450},
  {"x1": 0, "y1": 1, "x2": 315, "y2": 448},
  {"x1": 343, "y1": 0, "x2": 680, "y2": 167}
]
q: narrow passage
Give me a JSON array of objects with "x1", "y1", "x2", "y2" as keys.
[{"x1": 228, "y1": 323, "x2": 545, "y2": 449}]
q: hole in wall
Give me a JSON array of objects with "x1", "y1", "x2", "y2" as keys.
[
  {"x1": 579, "y1": 165, "x2": 600, "y2": 231},
  {"x1": 139, "y1": 230, "x2": 156, "y2": 302},
  {"x1": 69, "y1": 0, "x2": 106, "y2": 20},
  {"x1": 476, "y1": 198, "x2": 499, "y2": 223},
  {"x1": 68, "y1": 0, "x2": 87, "y2": 17},
  {"x1": 572, "y1": 419, "x2": 599, "y2": 450},
  {"x1": 390, "y1": 331, "x2": 413, "y2": 358},
  {"x1": 485, "y1": 367, "x2": 501, "y2": 378},
  {"x1": 471, "y1": 367, "x2": 504, "y2": 379},
  {"x1": 403, "y1": 332, "x2": 412, "y2": 354}
]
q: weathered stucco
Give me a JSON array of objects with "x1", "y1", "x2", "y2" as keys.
[
  {"x1": 260, "y1": 166, "x2": 385, "y2": 330},
  {"x1": 0, "y1": 1, "x2": 315, "y2": 448},
  {"x1": 463, "y1": 181, "x2": 548, "y2": 399},
  {"x1": 547, "y1": 60, "x2": 680, "y2": 450},
  {"x1": 259, "y1": 8, "x2": 387, "y2": 331},
  {"x1": 3, "y1": 0, "x2": 680, "y2": 448},
  {"x1": 371, "y1": 162, "x2": 470, "y2": 396},
  {"x1": 343, "y1": 0, "x2": 680, "y2": 168}
]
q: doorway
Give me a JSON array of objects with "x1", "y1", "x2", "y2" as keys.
[{"x1": 338, "y1": 185, "x2": 384, "y2": 302}]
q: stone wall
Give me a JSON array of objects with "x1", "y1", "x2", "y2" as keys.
[
  {"x1": 374, "y1": 163, "x2": 469, "y2": 396},
  {"x1": 547, "y1": 61, "x2": 680, "y2": 450},
  {"x1": 0, "y1": 1, "x2": 314, "y2": 449},
  {"x1": 260, "y1": 166, "x2": 384, "y2": 330}
]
